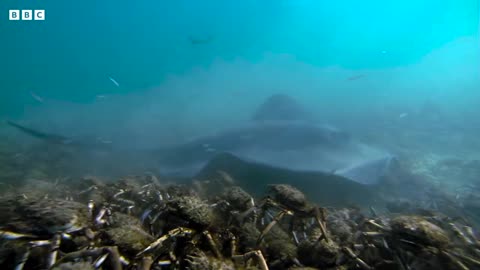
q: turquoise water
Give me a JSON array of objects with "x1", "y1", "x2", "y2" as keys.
[{"x1": 0, "y1": 0, "x2": 478, "y2": 123}]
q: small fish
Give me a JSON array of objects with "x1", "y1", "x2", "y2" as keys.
[
  {"x1": 347, "y1": 74, "x2": 365, "y2": 81},
  {"x1": 108, "y1": 76, "x2": 120, "y2": 87},
  {"x1": 399, "y1": 113, "x2": 408, "y2": 119},
  {"x1": 188, "y1": 35, "x2": 213, "y2": 45},
  {"x1": 30, "y1": 91, "x2": 44, "y2": 103},
  {"x1": 96, "y1": 95, "x2": 107, "y2": 99}
]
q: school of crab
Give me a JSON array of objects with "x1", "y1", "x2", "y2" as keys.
[{"x1": 1, "y1": 174, "x2": 480, "y2": 270}]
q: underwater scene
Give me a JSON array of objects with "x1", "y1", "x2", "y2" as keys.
[{"x1": 1, "y1": 0, "x2": 480, "y2": 269}]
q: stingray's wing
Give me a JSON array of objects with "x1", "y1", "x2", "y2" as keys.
[
  {"x1": 195, "y1": 152, "x2": 381, "y2": 207},
  {"x1": 335, "y1": 155, "x2": 397, "y2": 185}
]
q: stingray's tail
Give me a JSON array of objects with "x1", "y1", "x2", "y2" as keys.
[{"x1": 6, "y1": 120, "x2": 69, "y2": 144}]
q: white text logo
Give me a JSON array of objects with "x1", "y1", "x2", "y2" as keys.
[{"x1": 9, "y1": 10, "x2": 45, "y2": 21}]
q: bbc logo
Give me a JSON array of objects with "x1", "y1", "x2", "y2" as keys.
[{"x1": 9, "y1": 10, "x2": 45, "y2": 21}]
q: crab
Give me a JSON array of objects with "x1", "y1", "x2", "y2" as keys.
[
  {"x1": 0, "y1": 194, "x2": 99, "y2": 269},
  {"x1": 254, "y1": 184, "x2": 329, "y2": 246},
  {"x1": 133, "y1": 194, "x2": 225, "y2": 264},
  {"x1": 0, "y1": 194, "x2": 89, "y2": 237},
  {"x1": 349, "y1": 214, "x2": 480, "y2": 270}
]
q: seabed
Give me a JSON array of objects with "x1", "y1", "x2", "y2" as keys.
[{"x1": 1, "y1": 131, "x2": 480, "y2": 270}]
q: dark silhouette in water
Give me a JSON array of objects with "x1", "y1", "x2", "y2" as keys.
[
  {"x1": 196, "y1": 153, "x2": 381, "y2": 207},
  {"x1": 252, "y1": 94, "x2": 312, "y2": 122},
  {"x1": 347, "y1": 74, "x2": 366, "y2": 81},
  {"x1": 5, "y1": 120, "x2": 112, "y2": 150},
  {"x1": 188, "y1": 35, "x2": 214, "y2": 45},
  {"x1": 6, "y1": 94, "x2": 394, "y2": 186},
  {"x1": 6, "y1": 120, "x2": 69, "y2": 145}
]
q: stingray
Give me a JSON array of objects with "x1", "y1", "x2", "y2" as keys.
[
  {"x1": 6, "y1": 94, "x2": 394, "y2": 185},
  {"x1": 153, "y1": 94, "x2": 395, "y2": 185}
]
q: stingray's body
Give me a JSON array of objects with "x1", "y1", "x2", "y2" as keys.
[
  {"x1": 153, "y1": 94, "x2": 394, "y2": 185},
  {"x1": 7, "y1": 94, "x2": 395, "y2": 186},
  {"x1": 155, "y1": 120, "x2": 393, "y2": 185}
]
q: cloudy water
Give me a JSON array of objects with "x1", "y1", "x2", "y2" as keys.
[
  {"x1": 0, "y1": 1, "x2": 480, "y2": 269},
  {"x1": 0, "y1": 0, "x2": 478, "y2": 180}
]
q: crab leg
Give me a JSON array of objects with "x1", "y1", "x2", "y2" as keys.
[
  {"x1": 363, "y1": 232, "x2": 384, "y2": 237},
  {"x1": 313, "y1": 207, "x2": 330, "y2": 243},
  {"x1": 157, "y1": 260, "x2": 172, "y2": 266},
  {"x1": 450, "y1": 251, "x2": 480, "y2": 268},
  {"x1": 79, "y1": 185, "x2": 98, "y2": 195},
  {"x1": 203, "y1": 231, "x2": 222, "y2": 258},
  {"x1": 50, "y1": 248, "x2": 103, "y2": 268},
  {"x1": 93, "y1": 253, "x2": 109, "y2": 268},
  {"x1": 249, "y1": 197, "x2": 258, "y2": 224},
  {"x1": 113, "y1": 189, "x2": 126, "y2": 198},
  {"x1": 365, "y1": 219, "x2": 387, "y2": 231},
  {"x1": 47, "y1": 233, "x2": 61, "y2": 268},
  {"x1": 137, "y1": 256, "x2": 153, "y2": 270},
  {"x1": 14, "y1": 247, "x2": 30, "y2": 270},
  {"x1": 29, "y1": 240, "x2": 51, "y2": 247},
  {"x1": 450, "y1": 223, "x2": 474, "y2": 245},
  {"x1": 441, "y1": 251, "x2": 469, "y2": 270},
  {"x1": 136, "y1": 227, "x2": 194, "y2": 257},
  {"x1": 232, "y1": 250, "x2": 269, "y2": 270},
  {"x1": 95, "y1": 207, "x2": 108, "y2": 225},
  {"x1": 119, "y1": 256, "x2": 130, "y2": 266},
  {"x1": 229, "y1": 232, "x2": 237, "y2": 257},
  {"x1": 87, "y1": 200, "x2": 95, "y2": 220},
  {"x1": 0, "y1": 230, "x2": 37, "y2": 240},
  {"x1": 464, "y1": 226, "x2": 480, "y2": 246},
  {"x1": 256, "y1": 209, "x2": 293, "y2": 246},
  {"x1": 343, "y1": 247, "x2": 373, "y2": 270},
  {"x1": 50, "y1": 246, "x2": 122, "y2": 270},
  {"x1": 292, "y1": 231, "x2": 300, "y2": 245}
]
